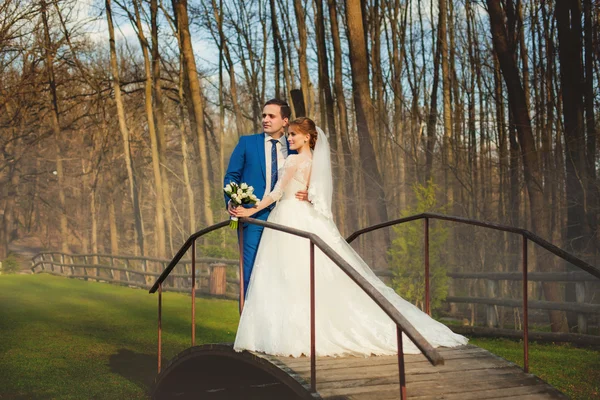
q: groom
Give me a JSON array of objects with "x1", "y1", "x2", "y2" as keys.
[{"x1": 224, "y1": 98, "x2": 308, "y2": 301}]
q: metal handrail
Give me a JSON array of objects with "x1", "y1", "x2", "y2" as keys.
[
  {"x1": 346, "y1": 212, "x2": 600, "y2": 279},
  {"x1": 149, "y1": 220, "x2": 230, "y2": 292},
  {"x1": 149, "y1": 217, "x2": 444, "y2": 400},
  {"x1": 345, "y1": 212, "x2": 600, "y2": 373}
]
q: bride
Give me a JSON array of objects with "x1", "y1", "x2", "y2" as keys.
[{"x1": 232, "y1": 117, "x2": 467, "y2": 357}]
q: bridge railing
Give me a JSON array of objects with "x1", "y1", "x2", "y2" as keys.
[
  {"x1": 345, "y1": 212, "x2": 600, "y2": 373},
  {"x1": 149, "y1": 218, "x2": 444, "y2": 400}
]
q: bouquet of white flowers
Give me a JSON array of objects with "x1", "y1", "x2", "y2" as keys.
[{"x1": 223, "y1": 182, "x2": 259, "y2": 229}]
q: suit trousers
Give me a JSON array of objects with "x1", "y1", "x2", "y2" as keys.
[{"x1": 240, "y1": 207, "x2": 271, "y2": 299}]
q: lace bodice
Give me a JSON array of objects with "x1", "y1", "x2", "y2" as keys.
[{"x1": 267, "y1": 154, "x2": 312, "y2": 202}]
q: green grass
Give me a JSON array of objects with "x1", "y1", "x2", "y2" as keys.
[
  {"x1": 0, "y1": 274, "x2": 239, "y2": 399},
  {"x1": 1, "y1": 274, "x2": 598, "y2": 399},
  {"x1": 470, "y1": 337, "x2": 600, "y2": 400}
]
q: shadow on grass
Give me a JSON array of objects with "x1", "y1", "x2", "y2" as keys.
[{"x1": 108, "y1": 348, "x2": 165, "y2": 394}]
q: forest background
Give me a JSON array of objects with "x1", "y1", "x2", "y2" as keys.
[{"x1": 0, "y1": 0, "x2": 599, "y2": 333}]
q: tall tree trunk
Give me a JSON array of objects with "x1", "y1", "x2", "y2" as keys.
[
  {"x1": 425, "y1": 11, "x2": 442, "y2": 183},
  {"x1": 327, "y1": 0, "x2": 356, "y2": 233},
  {"x1": 345, "y1": 0, "x2": 389, "y2": 257},
  {"x1": 314, "y1": 0, "x2": 341, "y2": 227},
  {"x1": 108, "y1": 180, "x2": 119, "y2": 256},
  {"x1": 132, "y1": 0, "x2": 166, "y2": 258},
  {"x1": 172, "y1": 0, "x2": 214, "y2": 226},
  {"x1": 439, "y1": 0, "x2": 453, "y2": 205},
  {"x1": 150, "y1": 0, "x2": 174, "y2": 255},
  {"x1": 293, "y1": 0, "x2": 311, "y2": 116},
  {"x1": 210, "y1": 0, "x2": 244, "y2": 137},
  {"x1": 557, "y1": 0, "x2": 589, "y2": 329},
  {"x1": 106, "y1": 0, "x2": 145, "y2": 256},
  {"x1": 369, "y1": 0, "x2": 383, "y2": 160},
  {"x1": 177, "y1": 46, "x2": 196, "y2": 234},
  {"x1": 583, "y1": 0, "x2": 598, "y2": 252},
  {"x1": 41, "y1": 0, "x2": 68, "y2": 253},
  {"x1": 270, "y1": 0, "x2": 281, "y2": 98},
  {"x1": 389, "y1": 0, "x2": 409, "y2": 208},
  {"x1": 487, "y1": 0, "x2": 568, "y2": 332},
  {"x1": 1, "y1": 152, "x2": 19, "y2": 260}
]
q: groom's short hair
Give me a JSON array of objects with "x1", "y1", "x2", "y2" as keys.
[{"x1": 264, "y1": 98, "x2": 291, "y2": 120}]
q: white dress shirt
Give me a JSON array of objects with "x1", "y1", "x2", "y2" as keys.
[{"x1": 264, "y1": 133, "x2": 288, "y2": 198}]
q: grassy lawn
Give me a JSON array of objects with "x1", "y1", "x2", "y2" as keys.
[
  {"x1": 1, "y1": 274, "x2": 598, "y2": 399},
  {"x1": 0, "y1": 274, "x2": 238, "y2": 399},
  {"x1": 470, "y1": 337, "x2": 600, "y2": 400}
]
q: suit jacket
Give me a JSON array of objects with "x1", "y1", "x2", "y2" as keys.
[{"x1": 224, "y1": 133, "x2": 296, "y2": 208}]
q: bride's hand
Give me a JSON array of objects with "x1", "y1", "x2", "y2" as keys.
[{"x1": 233, "y1": 206, "x2": 257, "y2": 218}]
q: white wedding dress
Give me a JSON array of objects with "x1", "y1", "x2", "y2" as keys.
[{"x1": 234, "y1": 137, "x2": 467, "y2": 357}]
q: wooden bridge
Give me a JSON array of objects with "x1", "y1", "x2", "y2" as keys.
[
  {"x1": 147, "y1": 214, "x2": 600, "y2": 399},
  {"x1": 152, "y1": 343, "x2": 567, "y2": 399},
  {"x1": 29, "y1": 213, "x2": 600, "y2": 398}
]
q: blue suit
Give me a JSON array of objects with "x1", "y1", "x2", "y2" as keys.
[{"x1": 224, "y1": 133, "x2": 295, "y2": 299}]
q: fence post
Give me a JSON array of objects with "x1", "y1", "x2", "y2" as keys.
[
  {"x1": 125, "y1": 259, "x2": 131, "y2": 283},
  {"x1": 209, "y1": 263, "x2": 227, "y2": 295},
  {"x1": 83, "y1": 255, "x2": 89, "y2": 280},
  {"x1": 576, "y1": 282, "x2": 587, "y2": 334},
  {"x1": 486, "y1": 279, "x2": 499, "y2": 328}
]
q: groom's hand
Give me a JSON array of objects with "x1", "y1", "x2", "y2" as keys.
[
  {"x1": 227, "y1": 200, "x2": 237, "y2": 216},
  {"x1": 295, "y1": 190, "x2": 309, "y2": 202}
]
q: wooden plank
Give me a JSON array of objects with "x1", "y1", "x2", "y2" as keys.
[
  {"x1": 277, "y1": 347, "x2": 489, "y2": 371},
  {"x1": 273, "y1": 346, "x2": 566, "y2": 400},
  {"x1": 274, "y1": 345, "x2": 481, "y2": 368},
  {"x1": 284, "y1": 351, "x2": 508, "y2": 375},
  {"x1": 315, "y1": 366, "x2": 523, "y2": 390},
  {"x1": 318, "y1": 375, "x2": 543, "y2": 398},
  {"x1": 408, "y1": 383, "x2": 567, "y2": 400},
  {"x1": 370, "y1": 384, "x2": 565, "y2": 400},
  {"x1": 292, "y1": 357, "x2": 513, "y2": 384}
]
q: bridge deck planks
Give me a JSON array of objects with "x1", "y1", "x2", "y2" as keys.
[{"x1": 254, "y1": 345, "x2": 567, "y2": 399}]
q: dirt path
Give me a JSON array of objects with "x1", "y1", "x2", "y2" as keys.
[{"x1": 7, "y1": 236, "x2": 45, "y2": 272}]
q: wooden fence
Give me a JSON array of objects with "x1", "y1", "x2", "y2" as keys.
[
  {"x1": 377, "y1": 269, "x2": 599, "y2": 335},
  {"x1": 30, "y1": 252, "x2": 239, "y2": 299}
]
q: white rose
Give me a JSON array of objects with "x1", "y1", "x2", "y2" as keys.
[
  {"x1": 224, "y1": 184, "x2": 232, "y2": 193},
  {"x1": 237, "y1": 189, "x2": 243, "y2": 196},
  {"x1": 241, "y1": 183, "x2": 248, "y2": 190}
]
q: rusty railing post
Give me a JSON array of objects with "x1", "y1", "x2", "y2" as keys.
[
  {"x1": 397, "y1": 325, "x2": 407, "y2": 400},
  {"x1": 424, "y1": 217, "x2": 430, "y2": 315},
  {"x1": 158, "y1": 282, "x2": 162, "y2": 374},
  {"x1": 238, "y1": 222, "x2": 245, "y2": 314},
  {"x1": 522, "y1": 235, "x2": 529, "y2": 373},
  {"x1": 191, "y1": 239, "x2": 196, "y2": 347},
  {"x1": 310, "y1": 241, "x2": 316, "y2": 393}
]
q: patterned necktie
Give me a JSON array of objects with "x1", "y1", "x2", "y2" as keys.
[{"x1": 270, "y1": 139, "x2": 279, "y2": 191}]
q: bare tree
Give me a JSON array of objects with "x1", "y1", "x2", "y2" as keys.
[
  {"x1": 106, "y1": 0, "x2": 145, "y2": 256},
  {"x1": 172, "y1": 0, "x2": 214, "y2": 226}
]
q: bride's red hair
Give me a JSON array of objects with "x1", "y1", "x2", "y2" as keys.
[{"x1": 289, "y1": 117, "x2": 318, "y2": 149}]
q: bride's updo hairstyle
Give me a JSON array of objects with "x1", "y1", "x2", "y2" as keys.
[{"x1": 289, "y1": 117, "x2": 318, "y2": 149}]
